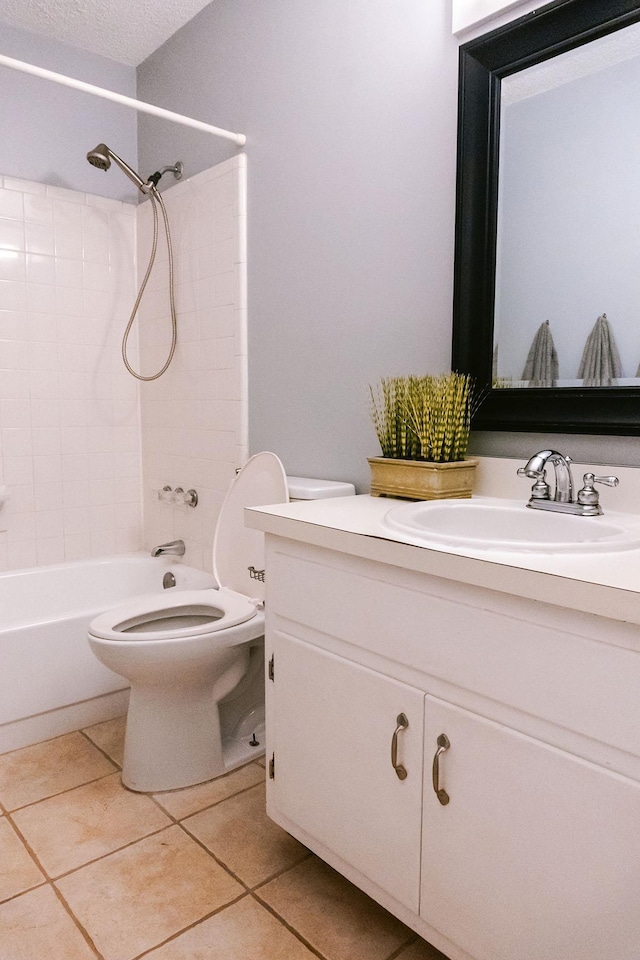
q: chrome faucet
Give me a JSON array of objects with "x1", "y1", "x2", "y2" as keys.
[
  {"x1": 518, "y1": 449, "x2": 574, "y2": 503},
  {"x1": 151, "y1": 539, "x2": 185, "y2": 557},
  {"x1": 518, "y1": 450, "x2": 618, "y2": 516}
]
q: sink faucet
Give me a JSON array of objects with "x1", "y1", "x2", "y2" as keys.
[
  {"x1": 151, "y1": 539, "x2": 185, "y2": 557},
  {"x1": 518, "y1": 449, "x2": 574, "y2": 503},
  {"x1": 518, "y1": 450, "x2": 618, "y2": 516}
]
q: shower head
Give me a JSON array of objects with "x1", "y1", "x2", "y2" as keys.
[
  {"x1": 86, "y1": 143, "x2": 110, "y2": 171},
  {"x1": 86, "y1": 143, "x2": 151, "y2": 193}
]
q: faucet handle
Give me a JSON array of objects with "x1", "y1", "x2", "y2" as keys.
[
  {"x1": 576, "y1": 472, "x2": 619, "y2": 511},
  {"x1": 592, "y1": 474, "x2": 619, "y2": 488}
]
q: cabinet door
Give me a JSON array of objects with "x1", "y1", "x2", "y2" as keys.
[
  {"x1": 270, "y1": 631, "x2": 424, "y2": 912},
  {"x1": 422, "y1": 695, "x2": 640, "y2": 960}
]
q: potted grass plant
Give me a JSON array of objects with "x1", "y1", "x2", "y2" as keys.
[{"x1": 368, "y1": 372, "x2": 479, "y2": 499}]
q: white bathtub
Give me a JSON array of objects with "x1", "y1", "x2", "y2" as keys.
[{"x1": 0, "y1": 555, "x2": 215, "y2": 754}]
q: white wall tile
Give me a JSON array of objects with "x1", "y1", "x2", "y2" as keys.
[
  {"x1": 0, "y1": 188, "x2": 24, "y2": 220},
  {"x1": 0, "y1": 251, "x2": 26, "y2": 282},
  {"x1": 0, "y1": 177, "x2": 142, "y2": 569},
  {"x1": 141, "y1": 157, "x2": 248, "y2": 571},
  {"x1": 0, "y1": 161, "x2": 246, "y2": 573},
  {"x1": 0, "y1": 310, "x2": 25, "y2": 339},
  {"x1": 0, "y1": 220, "x2": 25, "y2": 252},
  {"x1": 0, "y1": 280, "x2": 27, "y2": 312},
  {"x1": 3, "y1": 177, "x2": 46, "y2": 196},
  {"x1": 25, "y1": 223, "x2": 54, "y2": 256}
]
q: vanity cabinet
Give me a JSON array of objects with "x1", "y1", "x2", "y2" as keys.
[
  {"x1": 263, "y1": 534, "x2": 640, "y2": 960},
  {"x1": 269, "y1": 631, "x2": 425, "y2": 913},
  {"x1": 422, "y1": 697, "x2": 640, "y2": 960}
]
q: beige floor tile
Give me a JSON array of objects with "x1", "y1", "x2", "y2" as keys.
[
  {"x1": 184, "y1": 782, "x2": 308, "y2": 886},
  {"x1": 394, "y1": 938, "x2": 451, "y2": 960},
  {"x1": 144, "y1": 895, "x2": 318, "y2": 960},
  {"x1": 258, "y1": 856, "x2": 413, "y2": 960},
  {"x1": 56, "y1": 824, "x2": 243, "y2": 960},
  {"x1": 0, "y1": 885, "x2": 96, "y2": 960},
  {"x1": 0, "y1": 731, "x2": 116, "y2": 811},
  {"x1": 13, "y1": 772, "x2": 171, "y2": 877},
  {"x1": 0, "y1": 817, "x2": 45, "y2": 902},
  {"x1": 82, "y1": 715, "x2": 127, "y2": 767},
  {"x1": 154, "y1": 761, "x2": 265, "y2": 820}
]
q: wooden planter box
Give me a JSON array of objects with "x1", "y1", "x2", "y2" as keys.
[{"x1": 368, "y1": 457, "x2": 478, "y2": 500}]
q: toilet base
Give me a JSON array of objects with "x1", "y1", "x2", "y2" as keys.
[{"x1": 121, "y1": 643, "x2": 266, "y2": 793}]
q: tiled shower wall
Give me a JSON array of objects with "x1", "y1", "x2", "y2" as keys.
[
  {"x1": 0, "y1": 156, "x2": 247, "y2": 572},
  {"x1": 0, "y1": 177, "x2": 142, "y2": 570},
  {"x1": 140, "y1": 156, "x2": 248, "y2": 572}
]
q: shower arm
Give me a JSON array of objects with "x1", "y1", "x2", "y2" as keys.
[{"x1": 145, "y1": 162, "x2": 183, "y2": 190}]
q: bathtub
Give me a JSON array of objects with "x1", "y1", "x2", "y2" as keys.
[{"x1": 0, "y1": 555, "x2": 215, "y2": 754}]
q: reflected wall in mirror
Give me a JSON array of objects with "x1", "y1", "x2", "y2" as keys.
[
  {"x1": 495, "y1": 24, "x2": 640, "y2": 388},
  {"x1": 453, "y1": 0, "x2": 640, "y2": 433}
]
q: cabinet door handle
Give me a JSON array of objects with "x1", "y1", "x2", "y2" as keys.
[
  {"x1": 391, "y1": 712, "x2": 409, "y2": 780},
  {"x1": 432, "y1": 733, "x2": 450, "y2": 805}
]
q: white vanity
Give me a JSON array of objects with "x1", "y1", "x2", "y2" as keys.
[{"x1": 247, "y1": 476, "x2": 640, "y2": 960}]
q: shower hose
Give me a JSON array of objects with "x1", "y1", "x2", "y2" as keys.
[{"x1": 122, "y1": 186, "x2": 177, "y2": 381}]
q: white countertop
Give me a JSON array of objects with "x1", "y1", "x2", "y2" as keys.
[{"x1": 246, "y1": 494, "x2": 640, "y2": 628}]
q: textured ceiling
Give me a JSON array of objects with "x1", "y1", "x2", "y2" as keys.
[{"x1": 0, "y1": 0, "x2": 214, "y2": 66}]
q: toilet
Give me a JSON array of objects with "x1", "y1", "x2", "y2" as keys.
[{"x1": 88, "y1": 452, "x2": 354, "y2": 792}]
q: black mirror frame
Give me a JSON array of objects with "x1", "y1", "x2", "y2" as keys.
[{"x1": 452, "y1": 0, "x2": 640, "y2": 435}]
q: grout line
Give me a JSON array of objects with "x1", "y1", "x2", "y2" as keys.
[
  {"x1": 50, "y1": 882, "x2": 105, "y2": 960},
  {"x1": 5, "y1": 768, "x2": 119, "y2": 814},
  {"x1": 130, "y1": 891, "x2": 251, "y2": 960},
  {"x1": 50, "y1": 822, "x2": 176, "y2": 882},
  {"x1": 386, "y1": 936, "x2": 424, "y2": 960},
  {"x1": 0, "y1": 880, "x2": 47, "y2": 907},
  {"x1": 79, "y1": 727, "x2": 123, "y2": 769},
  {"x1": 175, "y1": 819, "x2": 252, "y2": 892},
  {"x1": 146, "y1": 760, "x2": 261, "y2": 823},
  {"x1": 250, "y1": 891, "x2": 330, "y2": 960},
  {"x1": 2, "y1": 813, "x2": 103, "y2": 958},
  {"x1": 4, "y1": 812, "x2": 54, "y2": 884},
  {"x1": 0, "y1": 729, "x2": 84, "y2": 760},
  {"x1": 0, "y1": 749, "x2": 410, "y2": 960},
  {"x1": 249, "y1": 849, "x2": 313, "y2": 894},
  {"x1": 151, "y1": 770, "x2": 266, "y2": 820}
]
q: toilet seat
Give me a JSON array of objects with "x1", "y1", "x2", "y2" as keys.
[
  {"x1": 88, "y1": 587, "x2": 261, "y2": 643},
  {"x1": 88, "y1": 451, "x2": 288, "y2": 646}
]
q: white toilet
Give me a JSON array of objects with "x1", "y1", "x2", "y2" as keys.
[{"x1": 88, "y1": 452, "x2": 355, "y2": 792}]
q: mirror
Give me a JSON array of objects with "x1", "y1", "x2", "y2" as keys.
[{"x1": 452, "y1": 0, "x2": 640, "y2": 434}]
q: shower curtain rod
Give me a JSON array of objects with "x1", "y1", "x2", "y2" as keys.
[{"x1": 0, "y1": 53, "x2": 247, "y2": 147}]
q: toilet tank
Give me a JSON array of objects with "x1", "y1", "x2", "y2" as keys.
[{"x1": 287, "y1": 477, "x2": 356, "y2": 501}]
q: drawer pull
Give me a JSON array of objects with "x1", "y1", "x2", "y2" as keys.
[
  {"x1": 391, "y1": 713, "x2": 409, "y2": 780},
  {"x1": 432, "y1": 733, "x2": 451, "y2": 805}
]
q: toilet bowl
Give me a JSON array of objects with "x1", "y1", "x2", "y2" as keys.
[{"x1": 88, "y1": 451, "x2": 288, "y2": 793}]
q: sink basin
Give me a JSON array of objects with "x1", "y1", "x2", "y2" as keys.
[{"x1": 383, "y1": 497, "x2": 640, "y2": 553}]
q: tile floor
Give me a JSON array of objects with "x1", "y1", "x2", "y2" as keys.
[{"x1": 0, "y1": 718, "x2": 447, "y2": 960}]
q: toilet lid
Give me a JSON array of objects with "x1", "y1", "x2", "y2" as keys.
[{"x1": 213, "y1": 452, "x2": 288, "y2": 600}]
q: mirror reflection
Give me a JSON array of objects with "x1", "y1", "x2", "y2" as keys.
[{"x1": 493, "y1": 22, "x2": 640, "y2": 389}]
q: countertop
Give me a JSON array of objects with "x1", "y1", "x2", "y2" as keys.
[{"x1": 246, "y1": 494, "x2": 640, "y2": 628}]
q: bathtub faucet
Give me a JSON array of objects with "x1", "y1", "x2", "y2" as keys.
[{"x1": 151, "y1": 539, "x2": 185, "y2": 557}]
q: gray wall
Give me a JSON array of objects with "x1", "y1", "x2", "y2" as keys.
[
  {"x1": 137, "y1": 0, "x2": 459, "y2": 490},
  {"x1": 0, "y1": 24, "x2": 137, "y2": 202}
]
